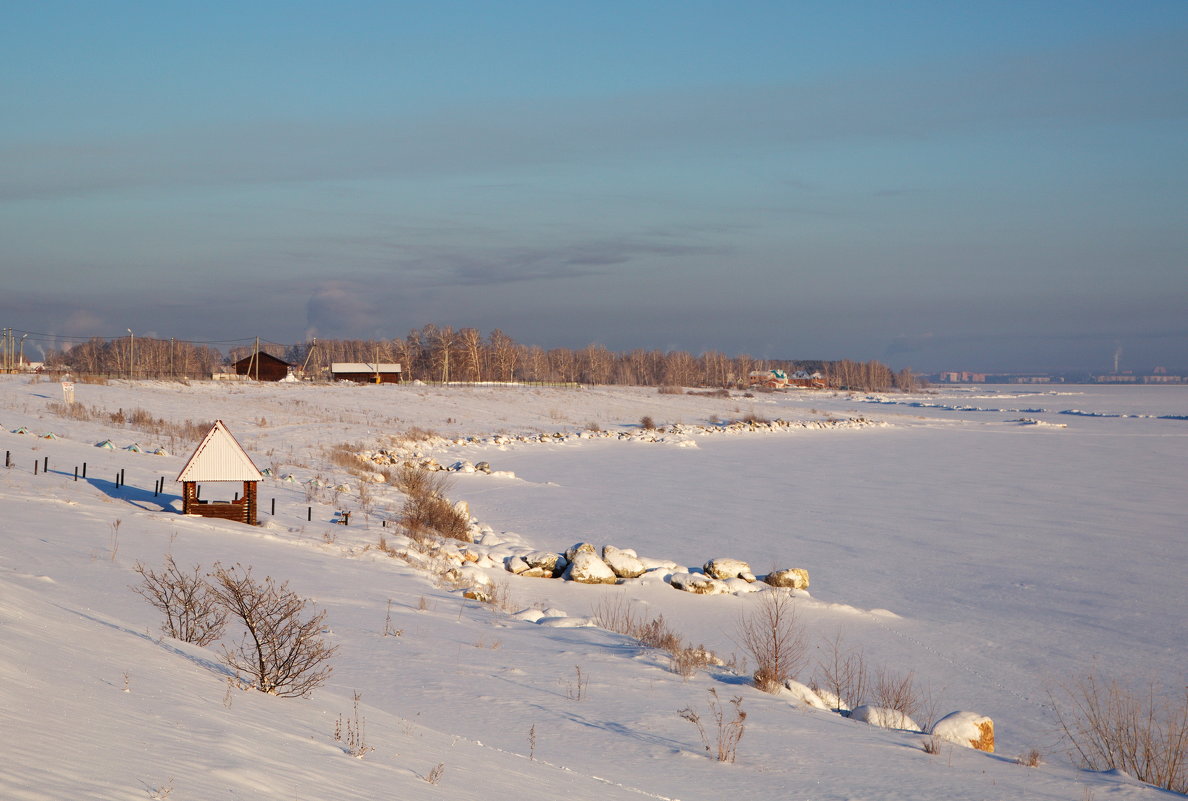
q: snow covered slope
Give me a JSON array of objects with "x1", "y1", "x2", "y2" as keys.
[{"x1": 2, "y1": 376, "x2": 1183, "y2": 799}]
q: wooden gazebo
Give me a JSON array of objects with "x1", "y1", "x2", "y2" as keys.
[{"x1": 176, "y1": 421, "x2": 264, "y2": 525}]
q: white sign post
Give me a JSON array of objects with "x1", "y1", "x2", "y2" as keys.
[{"x1": 62, "y1": 381, "x2": 75, "y2": 405}]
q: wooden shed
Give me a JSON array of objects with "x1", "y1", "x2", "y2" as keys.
[
  {"x1": 233, "y1": 352, "x2": 293, "y2": 382},
  {"x1": 176, "y1": 421, "x2": 264, "y2": 525},
  {"x1": 330, "y1": 362, "x2": 402, "y2": 383}
]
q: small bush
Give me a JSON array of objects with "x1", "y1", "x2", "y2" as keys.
[
  {"x1": 209, "y1": 563, "x2": 337, "y2": 697},
  {"x1": 1052, "y1": 671, "x2": 1188, "y2": 793},
  {"x1": 815, "y1": 632, "x2": 870, "y2": 711},
  {"x1": 131, "y1": 556, "x2": 227, "y2": 646},
  {"x1": 640, "y1": 415, "x2": 656, "y2": 430},
  {"x1": 657, "y1": 385, "x2": 683, "y2": 395},
  {"x1": 740, "y1": 410, "x2": 769, "y2": 425},
  {"x1": 736, "y1": 591, "x2": 807, "y2": 692}
]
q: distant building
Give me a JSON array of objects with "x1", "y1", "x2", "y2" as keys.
[
  {"x1": 331, "y1": 362, "x2": 402, "y2": 384},
  {"x1": 233, "y1": 352, "x2": 293, "y2": 382}
]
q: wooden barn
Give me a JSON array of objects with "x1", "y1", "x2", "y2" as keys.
[
  {"x1": 233, "y1": 352, "x2": 293, "y2": 381},
  {"x1": 176, "y1": 421, "x2": 264, "y2": 525},
  {"x1": 330, "y1": 362, "x2": 402, "y2": 383}
]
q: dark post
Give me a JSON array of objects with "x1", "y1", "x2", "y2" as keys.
[
  {"x1": 74, "y1": 466, "x2": 78, "y2": 481},
  {"x1": 43, "y1": 456, "x2": 48, "y2": 473},
  {"x1": 234, "y1": 491, "x2": 239, "y2": 501},
  {"x1": 34, "y1": 461, "x2": 38, "y2": 475},
  {"x1": 308, "y1": 506, "x2": 312, "y2": 521},
  {"x1": 271, "y1": 497, "x2": 275, "y2": 515},
  {"x1": 82, "y1": 462, "x2": 87, "y2": 478},
  {"x1": 4, "y1": 451, "x2": 9, "y2": 468}
]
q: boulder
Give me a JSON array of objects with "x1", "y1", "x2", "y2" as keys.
[
  {"x1": 849, "y1": 705, "x2": 920, "y2": 732},
  {"x1": 764, "y1": 568, "x2": 810, "y2": 590},
  {"x1": 603, "y1": 545, "x2": 646, "y2": 579},
  {"x1": 564, "y1": 551, "x2": 618, "y2": 584},
  {"x1": 565, "y1": 542, "x2": 599, "y2": 561},
  {"x1": 703, "y1": 558, "x2": 753, "y2": 581},
  {"x1": 929, "y1": 711, "x2": 995, "y2": 753},
  {"x1": 669, "y1": 572, "x2": 728, "y2": 595},
  {"x1": 475, "y1": 461, "x2": 493, "y2": 473},
  {"x1": 524, "y1": 551, "x2": 567, "y2": 578}
]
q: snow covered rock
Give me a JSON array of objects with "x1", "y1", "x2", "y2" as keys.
[
  {"x1": 564, "y1": 552, "x2": 618, "y2": 584},
  {"x1": 850, "y1": 705, "x2": 920, "y2": 732},
  {"x1": 782, "y1": 679, "x2": 829, "y2": 709},
  {"x1": 929, "y1": 711, "x2": 995, "y2": 753},
  {"x1": 703, "y1": 558, "x2": 752, "y2": 581},
  {"x1": 764, "y1": 568, "x2": 810, "y2": 590},
  {"x1": 504, "y1": 551, "x2": 567, "y2": 578},
  {"x1": 603, "y1": 545, "x2": 646, "y2": 579},
  {"x1": 669, "y1": 572, "x2": 728, "y2": 595},
  {"x1": 565, "y1": 542, "x2": 599, "y2": 561}
]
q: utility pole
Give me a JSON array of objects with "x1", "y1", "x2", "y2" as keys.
[
  {"x1": 254, "y1": 336, "x2": 260, "y2": 381},
  {"x1": 127, "y1": 329, "x2": 134, "y2": 380},
  {"x1": 19, "y1": 333, "x2": 27, "y2": 370}
]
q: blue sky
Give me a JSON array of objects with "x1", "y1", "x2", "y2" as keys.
[{"x1": 2, "y1": 1, "x2": 1185, "y2": 372}]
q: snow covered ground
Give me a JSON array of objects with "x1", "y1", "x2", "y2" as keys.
[{"x1": 1, "y1": 376, "x2": 1184, "y2": 800}]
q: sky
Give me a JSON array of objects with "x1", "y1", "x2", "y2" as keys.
[{"x1": 1, "y1": 1, "x2": 1185, "y2": 374}]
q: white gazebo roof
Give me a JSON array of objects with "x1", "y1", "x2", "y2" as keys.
[{"x1": 176, "y1": 420, "x2": 264, "y2": 483}]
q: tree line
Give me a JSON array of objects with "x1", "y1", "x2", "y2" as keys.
[{"x1": 43, "y1": 325, "x2": 918, "y2": 392}]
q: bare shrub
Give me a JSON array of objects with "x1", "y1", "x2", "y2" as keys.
[
  {"x1": 815, "y1": 632, "x2": 870, "y2": 711},
  {"x1": 584, "y1": 421, "x2": 602, "y2": 432},
  {"x1": 422, "y1": 763, "x2": 446, "y2": 784},
  {"x1": 639, "y1": 415, "x2": 656, "y2": 430},
  {"x1": 657, "y1": 385, "x2": 682, "y2": 395},
  {"x1": 131, "y1": 556, "x2": 227, "y2": 646},
  {"x1": 872, "y1": 666, "x2": 923, "y2": 723},
  {"x1": 209, "y1": 563, "x2": 337, "y2": 697},
  {"x1": 922, "y1": 735, "x2": 943, "y2": 755},
  {"x1": 391, "y1": 465, "x2": 470, "y2": 542},
  {"x1": 679, "y1": 688, "x2": 746, "y2": 762},
  {"x1": 736, "y1": 591, "x2": 807, "y2": 692},
  {"x1": 1051, "y1": 671, "x2": 1188, "y2": 793},
  {"x1": 740, "y1": 410, "x2": 769, "y2": 425}
]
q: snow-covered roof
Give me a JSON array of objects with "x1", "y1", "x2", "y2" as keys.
[
  {"x1": 175, "y1": 420, "x2": 263, "y2": 483},
  {"x1": 330, "y1": 362, "x2": 402, "y2": 373}
]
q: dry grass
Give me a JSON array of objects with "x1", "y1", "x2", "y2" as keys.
[
  {"x1": 592, "y1": 595, "x2": 721, "y2": 679},
  {"x1": 45, "y1": 401, "x2": 211, "y2": 446},
  {"x1": 679, "y1": 688, "x2": 746, "y2": 763},
  {"x1": 639, "y1": 415, "x2": 656, "y2": 430}
]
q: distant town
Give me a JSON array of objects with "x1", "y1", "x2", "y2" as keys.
[{"x1": 931, "y1": 368, "x2": 1185, "y2": 385}]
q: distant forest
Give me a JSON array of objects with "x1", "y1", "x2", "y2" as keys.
[{"x1": 43, "y1": 324, "x2": 918, "y2": 392}]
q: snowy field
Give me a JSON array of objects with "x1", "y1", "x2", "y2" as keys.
[{"x1": 1, "y1": 375, "x2": 1185, "y2": 800}]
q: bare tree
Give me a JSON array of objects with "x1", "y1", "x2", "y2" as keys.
[
  {"x1": 131, "y1": 556, "x2": 227, "y2": 646},
  {"x1": 736, "y1": 591, "x2": 808, "y2": 692},
  {"x1": 486, "y1": 329, "x2": 518, "y2": 381},
  {"x1": 209, "y1": 563, "x2": 337, "y2": 697}
]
